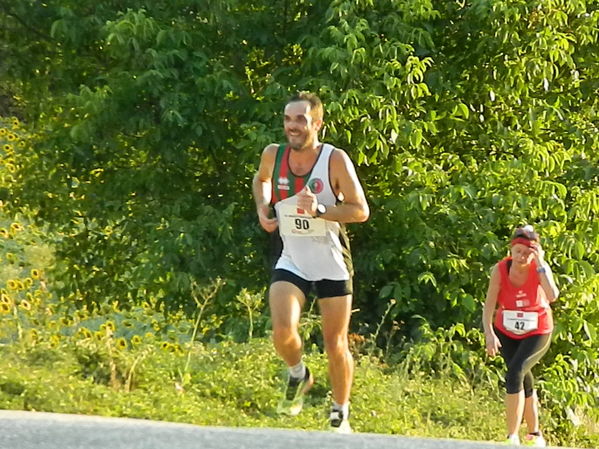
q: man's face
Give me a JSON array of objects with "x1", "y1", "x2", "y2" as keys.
[{"x1": 283, "y1": 100, "x2": 322, "y2": 151}]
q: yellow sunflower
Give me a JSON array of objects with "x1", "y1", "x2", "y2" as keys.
[{"x1": 10, "y1": 222, "x2": 24, "y2": 232}]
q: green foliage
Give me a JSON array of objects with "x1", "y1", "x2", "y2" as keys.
[
  {"x1": 0, "y1": 333, "x2": 507, "y2": 442},
  {"x1": 0, "y1": 258, "x2": 595, "y2": 447},
  {"x1": 2, "y1": 0, "x2": 598, "y2": 327},
  {"x1": 1, "y1": 1, "x2": 289, "y2": 319},
  {"x1": 0, "y1": 1, "x2": 597, "y2": 446}
]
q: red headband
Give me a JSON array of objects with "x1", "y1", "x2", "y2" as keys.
[{"x1": 511, "y1": 237, "x2": 534, "y2": 248}]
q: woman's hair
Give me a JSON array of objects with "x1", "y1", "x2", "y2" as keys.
[{"x1": 512, "y1": 224, "x2": 540, "y2": 243}]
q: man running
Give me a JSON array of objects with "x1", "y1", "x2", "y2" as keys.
[{"x1": 252, "y1": 92, "x2": 369, "y2": 433}]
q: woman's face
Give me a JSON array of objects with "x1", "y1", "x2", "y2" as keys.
[{"x1": 511, "y1": 243, "x2": 534, "y2": 266}]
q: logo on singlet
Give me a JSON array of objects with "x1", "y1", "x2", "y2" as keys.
[
  {"x1": 278, "y1": 177, "x2": 290, "y2": 190},
  {"x1": 515, "y1": 290, "x2": 530, "y2": 308},
  {"x1": 309, "y1": 178, "x2": 324, "y2": 194}
]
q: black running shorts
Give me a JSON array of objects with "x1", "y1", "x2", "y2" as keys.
[{"x1": 270, "y1": 269, "x2": 353, "y2": 299}]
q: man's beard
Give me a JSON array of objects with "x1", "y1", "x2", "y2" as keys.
[{"x1": 288, "y1": 133, "x2": 312, "y2": 151}]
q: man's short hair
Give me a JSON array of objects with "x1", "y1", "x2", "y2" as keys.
[{"x1": 287, "y1": 91, "x2": 324, "y2": 121}]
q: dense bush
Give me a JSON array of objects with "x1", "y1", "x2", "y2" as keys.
[{"x1": 0, "y1": 1, "x2": 597, "y2": 444}]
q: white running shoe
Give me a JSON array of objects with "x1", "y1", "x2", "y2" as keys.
[
  {"x1": 503, "y1": 434, "x2": 520, "y2": 445},
  {"x1": 523, "y1": 434, "x2": 546, "y2": 447},
  {"x1": 329, "y1": 409, "x2": 352, "y2": 434},
  {"x1": 276, "y1": 367, "x2": 314, "y2": 416}
]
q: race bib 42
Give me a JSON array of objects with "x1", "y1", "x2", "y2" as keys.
[{"x1": 502, "y1": 310, "x2": 539, "y2": 335}]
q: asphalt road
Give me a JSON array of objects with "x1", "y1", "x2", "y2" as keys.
[{"x1": 0, "y1": 410, "x2": 572, "y2": 449}]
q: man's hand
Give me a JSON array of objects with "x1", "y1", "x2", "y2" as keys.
[
  {"x1": 257, "y1": 204, "x2": 278, "y2": 232},
  {"x1": 296, "y1": 186, "x2": 318, "y2": 217}
]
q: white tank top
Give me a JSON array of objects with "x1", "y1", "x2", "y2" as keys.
[{"x1": 273, "y1": 144, "x2": 352, "y2": 281}]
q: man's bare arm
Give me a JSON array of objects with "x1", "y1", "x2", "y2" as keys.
[
  {"x1": 296, "y1": 148, "x2": 369, "y2": 223},
  {"x1": 252, "y1": 144, "x2": 278, "y2": 232},
  {"x1": 324, "y1": 149, "x2": 369, "y2": 223}
]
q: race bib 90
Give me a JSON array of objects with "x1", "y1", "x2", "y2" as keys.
[
  {"x1": 278, "y1": 203, "x2": 327, "y2": 237},
  {"x1": 502, "y1": 310, "x2": 539, "y2": 335}
]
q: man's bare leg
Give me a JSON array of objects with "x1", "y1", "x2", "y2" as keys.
[
  {"x1": 269, "y1": 281, "x2": 305, "y2": 366},
  {"x1": 270, "y1": 281, "x2": 313, "y2": 415},
  {"x1": 320, "y1": 294, "x2": 353, "y2": 431}
]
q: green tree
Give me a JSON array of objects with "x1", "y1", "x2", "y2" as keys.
[{"x1": 0, "y1": 1, "x2": 597, "y2": 441}]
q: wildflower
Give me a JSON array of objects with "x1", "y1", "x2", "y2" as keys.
[
  {"x1": 0, "y1": 229, "x2": 8, "y2": 238},
  {"x1": 31, "y1": 269, "x2": 41, "y2": 279},
  {"x1": 3, "y1": 144, "x2": 12, "y2": 152},
  {"x1": 7, "y1": 279, "x2": 18, "y2": 290},
  {"x1": 7, "y1": 133, "x2": 16, "y2": 141},
  {"x1": 0, "y1": 128, "x2": 6, "y2": 136},
  {"x1": 19, "y1": 300, "x2": 31, "y2": 311},
  {"x1": 0, "y1": 303, "x2": 11, "y2": 314},
  {"x1": 10, "y1": 222, "x2": 24, "y2": 232},
  {"x1": 24, "y1": 278, "x2": 33, "y2": 289},
  {"x1": 116, "y1": 338, "x2": 127, "y2": 350},
  {"x1": 77, "y1": 327, "x2": 92, "y2": 339},
  {"x1": 49, "y1": 335, "x2": 60, "y2": 348},
  {"x1": 160, "y1": 341, "x2": 170, "y2": 350},
  {"x1": 131, "y1": 335, "x2": 142, "y2": 345}
]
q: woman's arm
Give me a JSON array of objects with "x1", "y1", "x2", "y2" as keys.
[
  {"x1": 532, "y1": 243, "x2": 560, "y2": 302},
  {"x1": 483, "y1": 265, "x2": 502, "y2": 357}
]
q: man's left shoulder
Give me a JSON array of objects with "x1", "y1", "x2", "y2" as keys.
[
  {"x1": 329, "y1": 147, "x2": 357, "y2": 173},
  {"x1": 326, "y1": 143, "x2": 347, "y2": 154}
]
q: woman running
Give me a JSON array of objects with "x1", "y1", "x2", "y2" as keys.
[{"x1": 483, "y1": 225, "x2": 559, "y2": 446}]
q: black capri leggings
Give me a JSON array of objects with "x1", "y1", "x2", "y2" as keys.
[{"x1": 494, "y1": 328, "x2": 552, "y2": 396}]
